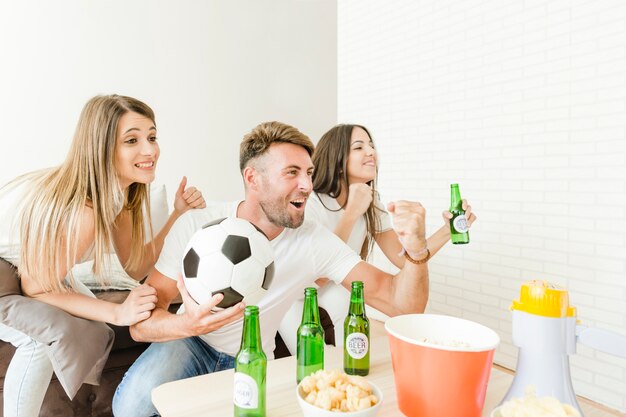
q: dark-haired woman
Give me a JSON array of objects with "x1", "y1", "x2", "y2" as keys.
[{"x1": 278, "y1": 124, "x2": 476, "y2": 353}]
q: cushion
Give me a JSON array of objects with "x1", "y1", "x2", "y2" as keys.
[{"x1": 0, "y1": 259, "x2": 114, "y2": 399}]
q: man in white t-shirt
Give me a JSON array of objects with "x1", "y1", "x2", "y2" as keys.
[{"x1": 112, "y1": 121, "x2": 430, "y2": 417}]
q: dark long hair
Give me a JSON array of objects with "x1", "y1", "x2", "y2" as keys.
[{"x1": 312, "y1": 124, "x2": 382, "y2": 260}]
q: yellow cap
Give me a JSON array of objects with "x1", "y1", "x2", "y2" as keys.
[{"x1": 511, "y1": 280, "x2": 577, "y2": 318}]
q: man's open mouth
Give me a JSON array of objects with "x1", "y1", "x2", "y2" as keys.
[{"x1": 290, "y1": 198, "x2": 306, "y2": 209}]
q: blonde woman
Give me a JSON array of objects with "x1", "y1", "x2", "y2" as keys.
[{"x1": 0, "y1": 94, "x2": 206, "y2": 417}]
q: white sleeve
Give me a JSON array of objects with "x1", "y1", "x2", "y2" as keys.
[
  {"x1": 153, "y1": 213, "x2": 203, "y2": 280},
  {"x1": 309, "y1": 223, "x2": 362, "y2": 284},
  {"x1": 376, "y1": 196, "x2": 393, "y2": 232}
]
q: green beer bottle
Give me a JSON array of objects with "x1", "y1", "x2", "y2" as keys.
[
  {"x1": 344, "y1": 281, "x2": 370, "y2": 376},
  {"x1": 234, "y1": 306, "x2": 266, "y2": 417},
  {"x1": 296, "y1": 287, "x2": 324, "y2": 384},
  {"x1": 450, "y1": 183, "x2": 470, "y2": 244}
]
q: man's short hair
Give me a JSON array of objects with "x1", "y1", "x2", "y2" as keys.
[{"x1": 239, "y1": 121, "x2": 314, "y2": 171}]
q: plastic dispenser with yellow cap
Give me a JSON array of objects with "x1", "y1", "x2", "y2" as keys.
[{"x1": 501, "y1": 280, "x2": 626, "y2": 416}]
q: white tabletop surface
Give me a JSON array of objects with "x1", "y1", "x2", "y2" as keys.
[{"x1": 151, "y1": 320, "x2": 622, "y2": 417}]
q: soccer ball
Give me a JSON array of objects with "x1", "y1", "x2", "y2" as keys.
[{"x1": 182, "y1": 217, "x2": 275, "y2": 309}]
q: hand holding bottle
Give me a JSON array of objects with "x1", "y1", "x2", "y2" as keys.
[
  {"x1": 447, "y1": 184, "x2": 477, "y2": 244},
  {"x1": 442, "y1": 199, "x2": 477, "y2": 230}
]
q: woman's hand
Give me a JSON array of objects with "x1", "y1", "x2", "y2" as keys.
[
  {"x1": 173, "y1": 176, "x2": 207, "y2": 216},
  {"x1": 441, "y1": 199, "x2": 477, "y2": 230},
  {"x1": 344, "y1": 183, "x2": 373, "y2": 218},
  {"x1": 114, "y1": 283, "x2": 158, "y2": 326}
]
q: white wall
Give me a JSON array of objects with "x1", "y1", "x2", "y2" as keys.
[
  {"x1": 339, "y1": 0, "x2": 626, "y2": 412},
  {"x1": 0, "y1": 0, "x2": 337, "y2": 203}
]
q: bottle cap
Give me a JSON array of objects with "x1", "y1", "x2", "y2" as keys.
[
  {"x1": 352, "y1": 281, "x2": 364, "y2": 289},
  {"x1": 451, "y1": 183, "x2": 459, "y2": 188},
  {"x1": 511, "y1": 280, "x2": 576, "y2": 318},
  {"x1": 304, "y1": 287, "x2": 317, "y2": 296}
]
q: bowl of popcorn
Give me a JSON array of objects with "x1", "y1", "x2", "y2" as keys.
[
  {"x1": 491, "y1": 387, "x2": 582, "y2": 417},
  {"x1": 296, "y1": 369, "x2": 383, "y2": 417},
  {"x1": 385, "y1": 314, "x2": 500, "y2": 417}
]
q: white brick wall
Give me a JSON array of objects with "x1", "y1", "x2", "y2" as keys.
[{"x1": 339, "y1": 0, "x2": 626, "y2": 412}]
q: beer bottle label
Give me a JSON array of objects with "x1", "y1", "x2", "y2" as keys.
[
  {"x1": 233, "y1": 372, "x2": 258, "y2": 409},
  {"x1": 452, "y1": 214, "x2": 469, "y2": 233},
  {"x1": 346, "y1": 332, "x2": 369, "y2": 359}
]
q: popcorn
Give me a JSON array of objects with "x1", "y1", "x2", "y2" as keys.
[
  {"x1": 299, "y1": 369, "x2": 379, "y2": 412},
  {"x1": 418, "y1": 337, "x2": 471, "y2": 348},
  {"x1": 499, "y1": 386, "x2": 581, "y2": 417}
]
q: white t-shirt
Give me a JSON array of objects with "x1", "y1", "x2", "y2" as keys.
[
  {"x1": 154, "y1": 202, "x2": 362, "y2": 358},
  {"x1": 305, "y1": 192, "x2": 393, "y2": 255}
]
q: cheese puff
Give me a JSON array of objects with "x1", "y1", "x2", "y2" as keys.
[
  {"x1": 346, "y1": 384, "x2": 368, "y2": 399},
  {"x1": 347, "y1": 375, "x2": 372, "y2": 392},
  {"x1": 357, "y1": 396, "x2": 372, "y2": 410},
  {"x1": 314, "y1": 390, "x2": 332, "y2": 410},
  {"x1": 300, "y1": 375, "x2": 317, "y2": 394},
  {"x1": 304, "y1": 391, "x2": 317, "y2": 405}
]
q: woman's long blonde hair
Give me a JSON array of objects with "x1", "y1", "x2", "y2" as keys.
[
  {"x1": 312, "y1": 124, "x2": 382, "y2": 260},
  {"x1": 15, "y1": 94, "x2": 155, "y2": 293}
]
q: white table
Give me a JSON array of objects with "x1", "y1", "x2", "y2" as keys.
[{"x1": 152, "y1": 321, "x2": 621, "y2": 417}]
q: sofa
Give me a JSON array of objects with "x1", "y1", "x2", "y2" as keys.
[
  {"x1": 0, "y1": 289, "x2": 170, "y2": 417},
  {"x1": 0, "y1": 184, "x2": 172, "y2": 416}
]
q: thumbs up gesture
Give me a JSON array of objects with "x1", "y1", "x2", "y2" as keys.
[{"x1": 173, "y1": 176, "x2": 207, "y2": 215}]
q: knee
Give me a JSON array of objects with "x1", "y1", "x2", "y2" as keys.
[
  {"x1": 113, "y1": 340, "x2": 196, "y2": 417},
  {"x1": 113, "y1": 373, "x2": 156, "y2": 417},
  {"x1": 11, "y1": 336, "x2": 49, "y2": 359}
]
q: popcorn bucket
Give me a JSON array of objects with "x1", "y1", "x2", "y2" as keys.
[{"x1": 385, "y1": 314, "x2": 500, "y2": 417}]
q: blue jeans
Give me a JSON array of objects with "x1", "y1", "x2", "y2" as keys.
[
  {"x1": 112, "y1": 337, "x2": 235, "y2": 417},
  {"x1": 0, "y1": 324, "x2": 53, "y2": 417}
]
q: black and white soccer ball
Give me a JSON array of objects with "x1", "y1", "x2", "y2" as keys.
[{"x1": 182, "y1": 217, "x2": 275, "y2": 309}]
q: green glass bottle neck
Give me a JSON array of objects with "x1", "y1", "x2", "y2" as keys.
[
  {"x1": 349, "y1": 285, "x2": 366, "y2": 316},
  {"x1": 301, "y1": 294, "x2": 321, "y2": 325},
  {"x1": 241, "y1": 312, "x2": 262, "y2": 350},
  {"x1": 450, "y1": 185, "x2": 462, "y2": 210}
]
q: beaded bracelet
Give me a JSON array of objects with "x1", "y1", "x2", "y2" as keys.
[{"x1": 404, "y1": 248, "x2": 431, "y2": 264}]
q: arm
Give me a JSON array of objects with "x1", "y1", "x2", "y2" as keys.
[
  {"x1": 129, "y1": 269, "x2": 244, "y2": 342},
  {"x1": 342, "y1": 259, "x2": 428, "y2": 316},
  {"x1": 341, "y1": 200, "x2": 429, "y2": 316},
  {"x1": 114, "y1": 177, "x2": 207, "y2": 280},
  {"x1": 20, "y1": 206, "x2": 157, "y2": 325},
  {"x1": 374, "y1": 229, "x2": 405, "y2": 268},
  {"x1": 29, "y1": 287, "x2": 156, "y2": 326},
  {"x1": 333, "y1": 183, "x2": 373, "y2": 243},
  {"x1": 375, "y1": 226, "x2": 449, "y2": 268},
  {"x1": 376, "y1": 198, "x2": 477, "y2": 266}
]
